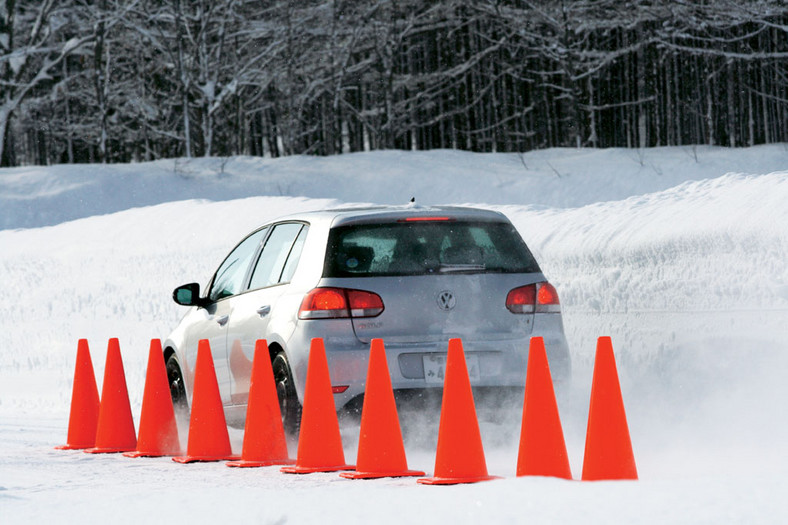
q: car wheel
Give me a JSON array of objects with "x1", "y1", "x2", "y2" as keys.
[
  {"x1": 166, "y1": 353, "x2": 189, "y2": 420},
  {"x1": 272, "y1": 352, "x2": 301, "y2": 436}
]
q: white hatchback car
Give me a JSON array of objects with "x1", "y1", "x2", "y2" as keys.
[{"x1": 164, "y1": 205, "x2": 571, "y2": 432}]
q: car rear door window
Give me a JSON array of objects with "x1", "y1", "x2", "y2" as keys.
[
  {"x1": 248, "y1": 223, "x2": 306, "y2": 289},
  {"x1": 279, "y1": 226, "x2": 308, "y2": 283}
]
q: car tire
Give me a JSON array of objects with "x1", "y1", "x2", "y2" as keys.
[
  {"x1": 166, "y1": 353, "x2": 189, "y2": 421},
  {"x1": 272, "y1": 352, "x2": 301, "y2": 436}
]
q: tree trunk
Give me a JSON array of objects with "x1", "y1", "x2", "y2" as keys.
[
  {"x1": 0, "y1": 0, "x2": 15, "y2": 166},
  {"x1": 727, "y1": 60, "x2": 736, "y2": 147},
  {"x1": 174, "y1": 0, "x2": 192, "y2": 157},
  {"x1": 636, "y1": 31, "x2": 647, "y2": 149}
]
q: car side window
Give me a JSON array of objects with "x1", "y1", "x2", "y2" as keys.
[
  {"x1": 248, "y1": 223, "x2": 306, "y2": 290},
  {"x1": 209, "y1": 227, "x2": 268, "y2": 301},
  {"x1": 279, "y1": 226, "x2": 308, "y2": 283}
]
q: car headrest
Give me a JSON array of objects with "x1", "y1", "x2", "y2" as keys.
[{"x1": 339, "y1": 245, "x2": 374, "y2": 272}]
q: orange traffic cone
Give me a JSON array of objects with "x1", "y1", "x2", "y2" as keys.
[
  {"x1": 124, "y1": 339, "x2": 182, "y2": 458},
  {"x1": 227, "y1": 340, "x2": 294, "y2": 468},
  {"x1": 281, "y1": 338, "x2": 353, "y2": 474},
  {"x1": 56, "y1": 339, "x2": 100, "y2": 450},
  {"x1": 341, "y1": 339, "x2": 425, "y2": 479},
  {"x1": 418, "y1": 339, "x2": 499, "y2": 485},
  {"x1": 516, "y1": 337, "x2": 572, "y2": 479},
  {"x1": 85, "y1": 338, "x2": 137, "y2": 454},
  {"x1": 173, "y1": 339, "x2": 239, "y2": 463},
  {"x1": 581, "y1": 336, "x2": 638, "y2": 481}
]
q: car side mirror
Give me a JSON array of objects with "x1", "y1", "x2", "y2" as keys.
[{"x1": 173, "y1": 283, "x2": 208, "y2": 307}]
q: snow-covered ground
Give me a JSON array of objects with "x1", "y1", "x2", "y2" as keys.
[{"x1": 1, "y1": 145, "x2": 787, "y2": 523}]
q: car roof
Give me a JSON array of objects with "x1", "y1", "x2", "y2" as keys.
[{"x1": 271, "y1": 205, "x2": 510, "y2": 228}]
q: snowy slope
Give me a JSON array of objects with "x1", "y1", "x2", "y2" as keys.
[
  {"x1": 3, "y1": 144, "x2": 788, "y2": 230},
  {"x1": 1, "y1": 146, "x2": 787, "y2": 523}
]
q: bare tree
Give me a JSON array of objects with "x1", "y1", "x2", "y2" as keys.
[
  {"x1": 3, "y1": 0, "x2": 788, "y2": 166},
  {"x1": 0, "y1": 0, "x2": 95, "y2": 165}
]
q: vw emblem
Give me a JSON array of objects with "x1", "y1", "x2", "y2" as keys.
[{"x1": 437, "y1": 290, "x2": 456, "y2": 311}]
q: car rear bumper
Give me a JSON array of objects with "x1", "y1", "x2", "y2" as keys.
[{"x1": 289, "y1": 331, "x2": 571, "y2": 411}]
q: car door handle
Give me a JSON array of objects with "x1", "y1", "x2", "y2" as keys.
[
  {"x1": 256, "y1": 305, "x2": 271, "y2": 317},
  {"x1": 215, "y1": 315, "x2": 229, "y2": 326}
]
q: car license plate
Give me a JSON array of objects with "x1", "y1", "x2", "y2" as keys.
[{"x1": 423, "y1": 353, "x2": 480, "y2": 384}]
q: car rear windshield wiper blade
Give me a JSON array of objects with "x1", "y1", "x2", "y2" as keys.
[{"x1": 438, "y1": 264, "x2": 486, "y2": 273}]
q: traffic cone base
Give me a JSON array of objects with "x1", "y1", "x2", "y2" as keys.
[
  {"x1": 227, "y1": 458, "x2": 296, "y2": 468},
  {"x1": 124, "y1": 450, "x2": 168, "y2": 458},
  {"x1": 417, "y1": 474, "x2": 500, "y2": 485},
  {"x1": 341, "y1": 468, "x2": 425, "y2": 480},
  {"x1": 56, "y1": 339, "x2": 100, "y2": 450},
  {"x1": 85, "y1": 445, "x2": 135, "y2": 454},
  {"x1": 85, "y1": 338, "x2": 136, "y2": 454},
  {"x1": 173, "y1": 453, "x2": 241, "y2": 464},
  {"x1": 281, "y1": 463, "x2": 354, "y2": 474},
  {"x1": 55, "y1": 444, "x2": 87, "y2": 451},
  {"x1": 172, "y1": 340, "x2": 236, "y2": 464}
]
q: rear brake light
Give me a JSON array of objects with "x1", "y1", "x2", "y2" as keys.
[
  {"x1": 299, "y1": 288, "x2": 347, "y2": 318},
  {"x1": 347, "y1": 289, "x2": 385, "y2": 317},
  {"x1": 506, "y1": 282, "x2": 560, "y2": 314},
  {"x1": 399, "y1": 217, "x2": 453, "y2": 222},
  {"x1": 536, "y1": 282, "x2": 561, "y2": 313},
  {"x1": 299, "y1": 288, "x2": 384, "y2": 319},
  {"x1": 506, "y1": 284, "x2": 536, "y2": 313}
]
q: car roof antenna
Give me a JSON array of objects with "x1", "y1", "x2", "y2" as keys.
[{"x1": 407, "y1": 196, "x2": 423, "y2": 209}]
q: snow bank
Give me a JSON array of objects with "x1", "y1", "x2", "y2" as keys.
[{"x1": 3, "y1": 144, "x2": 788, "y2": 230}]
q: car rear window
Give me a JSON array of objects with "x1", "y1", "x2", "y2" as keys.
[{"x1": 324, "y1": 220, "x2": 541, "y2": 277}]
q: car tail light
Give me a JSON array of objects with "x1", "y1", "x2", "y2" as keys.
[
  {"x1": 506, "y1": 284, "x2": 536, "y2": 313},
  {"x1": 347, "y1": 289, "x2": 385, "y2": 317},
  {"x1": 536, "y1": 282, "x2": 561, "y2": 313},
  {"x1": 299, "y1": 287, "x2": 384, "y2": 319},
  {"x1": 506, "y1": 282, "x2": 560, "y2": 314},
  {"x1": 299, "y1": 288, "x2": 347, "y2": 318}
]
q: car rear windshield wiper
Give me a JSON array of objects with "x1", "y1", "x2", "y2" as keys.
[{"x1": 438, "y1": 264, "x2": 486, "y2": 273}]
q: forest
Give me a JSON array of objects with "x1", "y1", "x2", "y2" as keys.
[{"x1": 1, "y1": 0, "x2": 787, "y2": 166}]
